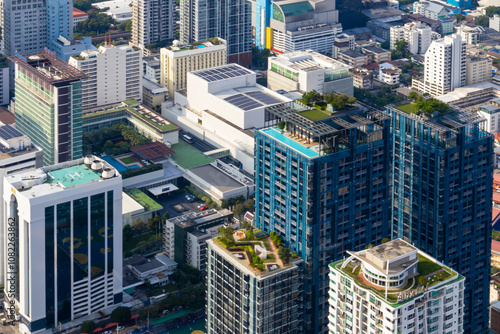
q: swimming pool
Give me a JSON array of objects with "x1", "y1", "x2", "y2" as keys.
[
  {"x1": 101, "y1": 156, "x2": 139, "y2": 172},
  {"x1": 261, "y1": 127, "x2": 319, "y2": 158}
]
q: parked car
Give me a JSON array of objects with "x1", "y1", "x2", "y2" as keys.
[
  {"x1": 199, "y1": 205, "x2": 208, "y2": 211},
  {"x1": 185, "y1": 194, "x2": 195, "y2": 202}
]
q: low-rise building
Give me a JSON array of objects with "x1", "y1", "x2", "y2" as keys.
[
  {"x1": 51, "y1": 35, "x2": 96, "y2": 62},
  {"x1": 73, "y1": 7, "x2": 89, "y2": 29},
  {"x1": 329, "y1": 239, "x2": 465, "y2": 333},
  {"x1": 379, "y1": 66, "x2": 401, "y2": 84},
  {"x1": 267, "y1": 50, "x2": 353, "y2": 96},
  {"x1": 413, "y1": 0, "x2": 450, "y2": 20},
  {"x1": 457, "y1": 25, "x2": 480, "y2": 44},
  {"x1": 466, "y1": 55, "x2": 492, "y2": 86},
  {"x1": 492, "y1": 300, "x2": 500, "y2": 334},
  {"x1": 361, "y1": 45, "x2": 391, "y2": 63},
  {"x1": 164, "y1": 209, "x2": 233, "y2": 271},
  {"x1": 160, "y1": 38, "x2": 227, "y2": 99},
  {"x1": 143, "y1": 56, "x2": 161, "y2": 82},
  {"x1": 350, "y1": 68, "x2": 374, "y2": 89},
  {"x1": 477, "y1": 98, "x2": 500, "y2": 133},
  {"x1": 338, "y1": 50, "x2": 368, "y2": 68},
  {"x1": 123, "y1": 253, "x2": 177, "y2": 289},
  {"x1": 332, "y1": 33, "x2": 355, "y2": 59},
  {"x1": 142, "y1": 78, "x2": 168, "y2": 109},
  {"x1": 206, "y1": 231, "x2": 304, "y2": 334}
]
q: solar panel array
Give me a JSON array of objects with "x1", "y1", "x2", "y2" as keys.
[
  {"x1": 0, "y1": 125, "x2": 23, "y2": 140},
  {"x1": 192, "y1": 64, "x2": 252, "y2": 82},
  {"x1": 224, "y1": 91, "x2": 282, "y2": 111}
]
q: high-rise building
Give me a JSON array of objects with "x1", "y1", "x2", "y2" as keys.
[
  {"x1": 205, "y1": 234, "x2": 303, "y2": 333},
  {"x1": 3, "y1": 155, "x2": 123, "y2": 334},
  {"x1": 254, "y1": 103, "x2": 392, "y2": 333},
  {"x1": 388, "y1": 102, "x2": 493, "y2": 333},
  {"x1": 456, "y1": 25, "x2": 479, "y2": 44},
  {"x1": 0, "y1": 0, "x2": 47, "y2": 56},
  {"x1": 160, "y1": 38, "x2": 227, "y2": 98},
  {"x1": 263, "y1": 0, "x2": 342, "y2": 55},
  {"x1": 412, "y1": 34, "x2": 466, "y2": 96},
  {"x1": 466, "y1": 55, "x2": 492, "y2": 86},
  {"x1": 68, "y1": 44, "x2": 142, "y2": 110},
  {"x1": 329, "y1": 239, "x2": 465, "y2": 333},
  {"x1": 180, "y1": 0, "x2": 252, "y2": 66},
  {"x1": 0, "y1": 125, "x2": 43, "y2": 286},
  {"x1": 390, "y1": 21, "x2": 432, "y2": 55},
  {"x1": 47, "y1": 0, "x2": 74, "y2": 48},
  {"x1": 131, "y1": 0, "x2": 175, "y2": 52},
  {"x1": 9, "y1": 51, "x2": 87, "y2": 166}
]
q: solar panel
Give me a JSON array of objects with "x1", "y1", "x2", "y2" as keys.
[
  {"x1": 192, "y1": 64, "x2": 252, "y2": 82},
  {"x1": 0, "y1": 146, "x2": 15, "y2": 154},
  {"x1": 246, "y1": 91, "x2": 281, "y2": 105},
  {"x1": 0, "y1": 125, "x2": 23, "y2": 140}
]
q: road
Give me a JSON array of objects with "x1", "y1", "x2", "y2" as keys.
[
  {"x1": 179, "y1": 129, "x2": 216, "y2": 153},
  {"x1": 92, "y1": 32, "x2": 132, "y2": 44}
]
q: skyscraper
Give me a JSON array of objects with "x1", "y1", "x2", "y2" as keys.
[
  {"x1": 388, "y1": 102, "x2": 493, "y2": 333},
  {"x1": 47, "y1": 0, "x2": 74, "y2": 47},
  {"x1": 412, "y1": 34, "x2": 466, "y2": 96},
  {"x1": 180, "y1": 0, "x2": 252, "y2": 66},
  {"x1": 254, "y1": 103, "x2": 392, "y2": 333},
  {"x1": 69, "y1": 44, "x2": 143, "y2": 110},
  {"x1": 9, "y1": 51, "x2": 87, "y2": 166},
  {"x1": 131, "y1": 0, "x2": 175, "y2": 52},
  {"x1": 3, "y1": 156, "x2": 123, "y2": 333}
]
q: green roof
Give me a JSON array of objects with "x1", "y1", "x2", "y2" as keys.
[
  {"x1": 123, "y1": 99, "x2": 140, "y2": 106},
  {"x1": 279, "y1": 1, "x2": 314, "y2": 17},
  {"x1": 48, "y1": 165, "x2": 101, "y2": 188},
  {"x1": 299, "y1": 109, "x2": 331, "y2": 122},
  {"x1": 124, "y1": 188, "x2": 163, "y2": 211},
  {"x1": 170, "y1": 140, "x2": 214, "y2": 169}
]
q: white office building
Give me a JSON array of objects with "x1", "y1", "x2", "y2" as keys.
[
  {"x1": 69, "y1": 44, "x2": 142, "y2": 110},
  {"x1": 267, "y1": 50, "x2": 353, "y2": 96},
  {"x1": 329, "y1": 239, "x2": 465, "y2": 334},
  {"x1": 3, "y1": 156, "x2": 123, "y2": 334},
  {"x1": 478, "y1": 98, "x2": 500, "y2": 134},
  {"x1": 491, "y1": 14, "x2": 500, "y2": 32},
  {"x1": 456, "y1": 25, "x2": 479, "y2": 45},
  {"x1": 0, "y1": 125, "x2": 43, "y2": 286},
  {"x1": 131, "y1": 0, "x2": 175, "y2": 51},
  {"x1": 390, "y1": 21, "x2": 432, "y2": 54},
  {"x1": 413, "y1": 0, "x2": 450, "y2": 20},
  {"x1": 413, "y1": 34, "x2": 466, "y2": 96},
  {"x1": 169, "y1": 64, "x2": 290, "y2": 172}
]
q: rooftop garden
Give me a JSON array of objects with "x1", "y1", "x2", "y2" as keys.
[
  {"x1": 216, "y1": 223, "x2": 296, "y2": 273},
  {"x1": 82, "y1": 123, "x2": 150, "y2": 156},
  {"x1": 124, "y1": 188, "x2": 163, "y2": 212},
  {"x1": 396, "y1": 92, "x2": 451, "y2": 116},
  {"x1": 298, "y1": 90, "x2": 357, "y2": 119},
  {"x1": 334, "y1": 251, "x2": 459, "y2": 306}
]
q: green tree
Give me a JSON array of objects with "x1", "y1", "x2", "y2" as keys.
[
  {"x1": 381, "y1": 238, "x2": 390, "y2": 244},
  {"x1": 110, "y1": 306, "x2": 131, "y2": 324},
  {"x1": 486, "y1": 6, "x2": 500, "y2": 17},
  {"x1": 408, "y1": 91, "x2": 418, "y2": 100},
  {"x1": 233, "y1": 203, "x2": 245, "y2": 219},
  {"x1": 251, "y1": 46, "x2": 271, "y2": 70},
  {"x1": 123, "y1": 224, "x2": 134, "y2": 241},
  {"x1": 278, "y1": 246, "x2": 292, "y2": 264},
  {"x1": 302, "y1": 89, "x2": 321, "y2": 104},
  {"x1": 417, "y1": 276, "x2": 429, "y2": 287},
  {"x1": 81, "y1": 320, "x2": 96, "y2": 334},
  {"x1": 162, "y1": 212, "x2": 170, "y2": 221},
  {"x1": 391, "y1": 40, "x2": 411, "y2": 60},
  {"x1": 277, "y1": 120, "x2": 286, "y2": 130},
  {"x1": 454, "y1": 13, "x2": 465, "y2": 21},
  {"x1": 221, "y1": 199, "x2": 229, "y2": 209},
  {"x1": 380, "y1": 40, "x2": 390, "y2": 49},
  {"x1": 75, "y1": 9, "x2": 116, "y2": 35},
  {"x1": 477, "y1": 15, "x2": 490, "y2": 27},
  {"x1": 146, "y1": 218, "x2": 154, "y2": 230},
  {"x1": 244, "y1": 198, "x2": 255, "y2": 210},
  {"x1": 132, "y1": 218, "x2": 146, "y2": 232}
]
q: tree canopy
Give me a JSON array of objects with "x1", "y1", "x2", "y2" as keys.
[
  {"x1": 81, "y1": 320, "x2": 96, "y2": 334},
  {"x1": 486, "y1": 6, "x2": 500, "y2": 17},
  {"x1": 414, "y1": 96, "x2": 450, "y2": 114},
  {"x1": 391, "y1": 40, "x2": 411, "y2": 60},
  {"x1": 110, "y1": 306, "x2": 131, "y2": 324},
  {"x1": 477, "y1": 15, "x2": 489, "y2": 27},
  {"x1": 74, "y1": 9, "x2": 115, "y2": 35}
]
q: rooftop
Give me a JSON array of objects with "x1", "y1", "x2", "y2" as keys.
[
  {"x1": 6, "y1": 155, "x2": 120, "y2": 197},
  {"x1": 82, "y1": 101, "x2": 178, "y2": 133},
  {"x1": 191, "y1": 64, "x2": 253, "y2": 83},
  {"x1": 73, "y1": 7, "x2": 89, "y2": 18},
  {"x1": 165, "y1": 38, "x2": 226, "y2": 52},
  {"x1": 361, "y1": 46, "x2": 390, "y2": 54},
  {"x1": 9, "y1": 50, "x2": 87, "y2": 84},
  {"x1": 166, "y1": 208, "x2": 233, "y2": 229},
  {"x1": 339, "y1": 50, "x2": 366, "y2": 59},
  {"x1": 270, "y1": 50, "x2": 351, "y2": 73},
  {"x1": 130, "y1": 142, "x2": 175, "y2": 161},
  {"x1": 170, "y1": 140, "x2": 214, "y2": 169},
  {"x1": 123, "y1": 188, "x2": 162, "y2": 212},
  {"x1": 189, "y1": 164, "x2": 246, "y2": 191}
]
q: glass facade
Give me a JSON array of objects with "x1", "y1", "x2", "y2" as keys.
[
  {"x1": 73, "y1": 198, "x2": 88, "y2": 281},
  {"x1": 45, "y1": 206, "x2": 55, "y2": 328},
  {"x1": 107, "y1": 191, "x2": 113, "y2": 273},
  {"x1": 56, "y1": 202, "x2": 71, "y2": 323},
  {"x1": 90, "y1": 193, "x2": 106, "y2": 278}
]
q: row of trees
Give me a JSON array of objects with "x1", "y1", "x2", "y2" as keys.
[
  {"x1": 301, "y1": 90, "x2": 356, "y2": 110},
  {"x1": 81, "y1": 307, "x2": 131, "y2": 333},
  {"x1": 83, "y1": 123, "x2": 150, "y2": 155}
]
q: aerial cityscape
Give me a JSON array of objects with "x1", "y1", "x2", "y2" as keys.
[{"x1": 1, "y1": 0, "x2": 500, "y2": 333}]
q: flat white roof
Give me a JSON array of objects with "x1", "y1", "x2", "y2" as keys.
[
  {"x1": 148, "y1": 183, "x2": 179, "y2": 196},
  {"x1": 270, "y1": 50, "x2": 350, "y2": 73},
  {"x1": 437, "y1": 81, "x2": 500, "y2": 103},
  {"x1": 122, "y1": 192, "x2": 144, "y2": 215}
]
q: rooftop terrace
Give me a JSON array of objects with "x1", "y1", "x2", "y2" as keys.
[
  {"x1": 82, "y1": 100, "x2": 178, "y2": 133},
  {"x1": 124, "y1": 188, "x2": 163, "y2": 211}
]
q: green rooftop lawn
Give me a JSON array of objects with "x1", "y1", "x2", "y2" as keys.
[
  {"x1": 82, "y1": 107, "x2": 128, "y2": 119},
  {"x1": 124, "y1": 188, "x2": 163, "y2": 211},
  {"x1": 123, "y1": 99, "x2": 140, "y2": 105},
  {"x1": 299, "y1": 109, "x2": 331, "y2": 122},
  {"x1": 171, "y1": 140, "x2": 214, "y2": 169},
  {"x1": 120, "y1": 156, "x2": 136, "y2": 164},
  {"x1": 128, "y1": 108, "x2": 178, "y2": 132},
  {"x1": 417, "y1": 253, "x2": 442, "y2": 276},
  {"x1": 395, "y1": 103, "x2": 420, "y2": 114}
]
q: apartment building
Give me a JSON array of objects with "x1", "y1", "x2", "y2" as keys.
[
  {"x1": 350, "y1": 68, "x2": 373, "y2": 89},
  {"x1": 390, "y1": 21, "x2": 432, "y2": 54},
  {"x1": 466, "y1": 55, "x2": 492, "y2": 86},
  {"x1": 160, "y1": 38, "x2": 227, "y2": 98},
  {"x1": 332, "y1": 33, "x2": 355, "y2": 59},
  {"x1": 69, "y1": 44, "x2": 142, "y2": 110},
  {"x1": 131, "y1": 0, "x2": 175, "y2": 51}
]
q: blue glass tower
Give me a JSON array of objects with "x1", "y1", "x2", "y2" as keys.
[
  {"x1": 254, "y1": 103, "x2": 392, "y2": 333},
  {"x1": 388, "y1": 104, "x2": 492, "y2": 334},
  {"x1": 255, "y1": 0, "x2": 272, "y2": 49}
]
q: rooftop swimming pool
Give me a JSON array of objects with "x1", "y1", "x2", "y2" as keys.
[
  {"x1": 261, "y1": 127, "x2": 319, "y2": 158},
  {"x1": 101, "y1": 156, "x2": 139, "y2": 173}
]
